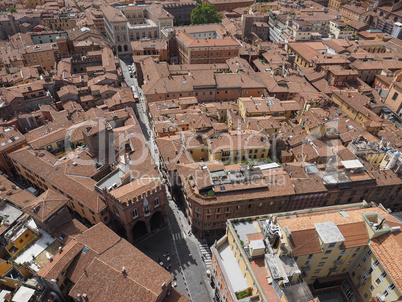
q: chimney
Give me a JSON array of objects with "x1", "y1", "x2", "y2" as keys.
[{"x1": 122, "y1": 266, "x2": 127, "y2": 277}]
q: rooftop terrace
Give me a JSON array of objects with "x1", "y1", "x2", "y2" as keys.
[{"x1": 216, "y1": 240, "x2": 248, "y2": 293}]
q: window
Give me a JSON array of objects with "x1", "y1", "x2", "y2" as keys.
[
  {"x1": 328, "y1": 243, "x2": 336, "y2": 248},
  {"x1": 357, "y1": 264, "x2": 361, "y2": 270},
  {"x1": 132, "y1": 208, "x2": 138, "y2": 218},
  {"x1": 351, "y1": 271, "x2": 355, "y2": 277},
  {"x1": 369, "y1": 285, "x2": 375, "y2": 292},
  {"x1": 389, "y1": 284, "x2": 395, "y2": 291},
  {"x1": 380, "y1": 271, "x2": 387, "y2": 280},
  {"x1": 317, "y1": 262, "x2": 325, "y2": 267},
  {"x1": 19, "y1": 239, "x2": 23, "y2": 243},
  {"x1": 314, "y1": 269, "x2": 321, "y2": 274},
  {"x1": 325, "y1": 250, "x2": 332, "y2": 255},
  {"x1": 367, "y1": 249, "x2": 372, "y2": 256},
  {"x1": 363, "y1": 293, "x2": 368, "y2": 299},
  {"x1": 154, "y1": 198, "x2": 159, "y2": 207},
  {"x1": 308, "y1": 254, "x2": 313, "y2": 259},
  {"x1": 375, "y1": 278, "x2": 381, "y2": 285},
  {"x1": 362, "y1": 256, "x2": 367, "y2": 262}
]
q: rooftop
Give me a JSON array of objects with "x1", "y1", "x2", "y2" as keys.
[
  {"x1": 216, "y1": 240, "x2": 248, "y2": 293},
  {"x1": 314, "y1": 221, "x2": 345, "y2": 244}
]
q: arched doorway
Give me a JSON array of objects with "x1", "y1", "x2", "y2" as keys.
[
  {"x1": 132, "y1": 220, "x2": 147, "y2": 241},
  {"x1": 150, "y1": 211, "x2": 164, "y2": 232}
]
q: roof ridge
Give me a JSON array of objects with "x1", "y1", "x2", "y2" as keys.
[{"x1": 93, "y1": 256, "x2": 160, "y2": 298}]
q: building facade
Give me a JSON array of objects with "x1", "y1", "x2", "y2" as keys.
[
  {"x1": 103, "y1": 4, "x2": 173, "y2": 55},
  {"x1": 211, "y1": 203, "x2": 402, "y2": 302}
]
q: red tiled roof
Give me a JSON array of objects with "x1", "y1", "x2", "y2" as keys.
[
  {"x1": 370, "y1": 225, "x2": 402, "y2": 290},
  {"x1": 289, "y1": 229, "x2": 322, "y2": 257},
  {"x1": 338, "y1": 222, "x2": 369, "y2": 249}
]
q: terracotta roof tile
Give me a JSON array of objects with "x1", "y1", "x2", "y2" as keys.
[
  {"x1": 37, "y1": 240, "x2": 84, "y2": 280},
  {"x1": 76, "y1": 223, "x2": 120, "y2": 254},
  {"x1": 289, "y1": 229, "x2": 322, "y2": 257},
  {"x1": 51, "y1": 219, "x2": 87, "y2": 244},
  {"x1": 23, "y1": 189, "x2": 69, "y2": 222},
  {"x1": 338, "y1": 222, "x2": 369, "y2": 249},
  {"x1": 370, "y1": 228, "x2": 402, "y2": 290}
]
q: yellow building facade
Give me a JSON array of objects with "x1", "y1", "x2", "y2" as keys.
[
  {"x1": 237, "y1": 97, "x2": 299, "y2": 122},
  {"x1": 212, "y1": 204, "x2": 402, "y2": 302},
  {"x1": 5, "y1": 226, "x2": 37, "y2": 257},
  {"x1": 331, "y1": 91, "x2": 382, "y2": 132}
]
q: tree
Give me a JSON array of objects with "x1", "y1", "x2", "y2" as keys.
[
  {"x1": 7, "y1": 7, "x2": 16, "y2": 13},
  {"x1": 190, "y1": 4, "x2": 222, "y2": 25}
]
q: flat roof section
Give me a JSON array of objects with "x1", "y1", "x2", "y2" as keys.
[
  {"x1": 11, "y1": 286, "x2": 35, "y2": 302},
  {"x1": 341, "y1": 160, "x2": 364, "y2": 169},
  {"x1": 314, "y1": 221, "x2": 345, "y2": 244},
  {"x1": 217, "y1": 240, "x2": 248, "y2": 293},
  {"x1": 233, "y1": 221, "x2": 259, "y2": 243}
]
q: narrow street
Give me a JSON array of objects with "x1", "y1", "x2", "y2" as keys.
[{"x1": 120, "y1": 57, "x2": 214, "y2": 302}]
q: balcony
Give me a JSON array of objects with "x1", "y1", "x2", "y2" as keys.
[
  {"x1": 334, "y1": 260, "x2": 343, "y2": 266},
  {"x1": 330, "y1": 267, "x2": 339, "y2": 272}
]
